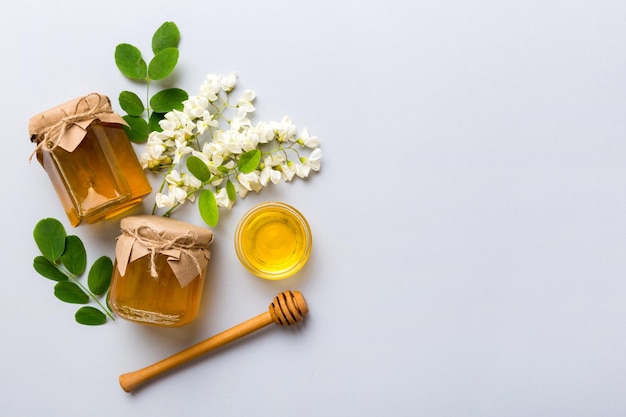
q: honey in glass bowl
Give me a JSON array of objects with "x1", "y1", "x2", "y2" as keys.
[{"x1": 235, "y1": 202, "x2": 312, "y2": 280}]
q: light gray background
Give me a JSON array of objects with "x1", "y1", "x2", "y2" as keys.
[{"x1": 2, "y1": 0, "x2": 625, "y2": 415}]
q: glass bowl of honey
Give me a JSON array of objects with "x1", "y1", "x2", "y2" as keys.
[{"x1": 235, "y1": 202, "x2": 312, "y2": 280}]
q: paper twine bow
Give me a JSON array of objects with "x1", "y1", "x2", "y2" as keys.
[
  {"x1": 115, "y1": 216, "x2": 214, "y2": 288},
  {"x1": 29, "y1": 93, "x2": 126, "y2": 160}
]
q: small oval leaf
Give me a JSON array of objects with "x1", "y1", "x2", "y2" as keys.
[
  {"x1": 114, "y1": 43, "x2": 147, "y2": 80},
  {"x1": 149, "y1": 111, "x2": 165, "y2": 132},
  {"x1": 33, "y1": 218, "x2": 66, "y2": 262},
  {"x1": 198, "y1": 190, "x2": 219, "y2": 227},
  {"x1": 148, "y1": 47, "x2": 179, "y2": 80},
  {"x1": 33, "y1": 256, "x2": 67, "y2": 282},
  {"x1": 226, "y1": 179, "x2": 237, "y2": 201},
  {"x1": 238, "y1": 149, "x2": 261, "y2": 174},
  {"x1": 119, "y1": 91, "x2": 145, "y2": 117},
  {"x1": 75, "y1": 306, "x2": 107, "y2": 326},
  {"x1": 61, "y1": 235, "x2": 87, "y2": 276},
  {"x1": 150, "y1": 88, "x2": 188, "y2": 113},
  {"x1": 122, "y1": 115, "x2": 150, "y2": 143},
  {"x1": 187, "y1": 156, "x2": 212, "y2": 182},
  {"x1": 88, "y1": 256, "x2": 113, "y2": 296},
  {"x1": 54, "y1": 281, "x2": 89, "y2": 304},
  {"x1": 152, "y1": 21, "x2": 181, "y2": 54}
]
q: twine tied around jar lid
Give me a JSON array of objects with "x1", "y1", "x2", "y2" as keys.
[
  {"x1": 28, "y1": 93, "x2": 127, "y2": 161},
  {"x1": 115, "y1": 215, "x2": 214, "y2": 288}
]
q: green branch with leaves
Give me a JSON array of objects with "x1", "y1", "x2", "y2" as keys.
[
  {"x1": 32, "y1": 218, "x2": 114, "y2": 326},
  {"x1": 114, "y1": 21, "x2": 188, "y2": 142}
]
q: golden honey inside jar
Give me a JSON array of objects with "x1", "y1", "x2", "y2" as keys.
[
  {"x1": 29, "y1": 94, "x2": 152, "y2": 227},
  {"x1": 109, "y1": 215, "x2": 214, "y2": 327},
  {"x1": 235, "y1": 202, "x2": 312, "y2": 280}
]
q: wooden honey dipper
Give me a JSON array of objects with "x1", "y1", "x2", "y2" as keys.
[{"x1": 119, "y1": 290, "x2": 308, "y2": 392}]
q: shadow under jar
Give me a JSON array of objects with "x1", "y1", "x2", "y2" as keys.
[{"x1": 109, "y1": 215, "x2": 214, "y2": 327}]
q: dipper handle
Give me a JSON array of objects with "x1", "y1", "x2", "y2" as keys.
[{"x1": 119, "y1": 290, "x2": 308, "y2": 392}]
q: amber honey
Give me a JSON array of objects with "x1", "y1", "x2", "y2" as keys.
[
  {"x1": 235, "y1": 202, "x2": 312, "y2": 280},
  {"x1": 109, "y1": 215, "x2": 214, "y2": 327},
  {"x1": 30, "y1": 94, "x2": 152, "y2": 226},
  {"x1": 110, "y1": 255, "x2": 206, "y2": 327}
]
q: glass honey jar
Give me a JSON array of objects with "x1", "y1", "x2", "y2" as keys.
[
  {"x1": 29, "y1": 93, "x2": 152, "y2": 226},
  {"x1": 109, "y1": 215, "x2": 214, "y2": 327}
]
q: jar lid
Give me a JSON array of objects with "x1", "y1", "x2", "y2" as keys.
[
  {"x1": 28, "y1": 93, "x2": 126, "y2": 153},
  {"x1": 120, "y1": 215, "x2": 214, "y2": 247},
  {"x1": 116, "y1": 215, "x2": 214, "y2": 288}
]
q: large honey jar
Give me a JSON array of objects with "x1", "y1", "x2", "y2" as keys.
[
  {"x1": 29, "y1": 93, "x2": 152, "y2": 226},
  {"x1": 109, "y1": 215, "x2": 214, "y2": 327}
]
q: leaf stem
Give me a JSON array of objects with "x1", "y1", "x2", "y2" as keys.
[
  {"x1": 146, "y1": 79, "x2": 152, "y2": 120},
  {"x1": 54, "y1": 262, "x2": 115, "y2": 321}
]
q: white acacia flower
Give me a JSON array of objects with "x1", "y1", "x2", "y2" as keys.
[
  {"x1": 172, "y1": 140, "x2": 194, "y2": 164},
  {"x1": 165, "y1": 170, "x2": 184, "y2": 186},
  {"x1": 280, "y1": 161, "x2": 297, "y2": 182},
  {"x1": 253, "y1": 121, "x2": 275, "y2": 143},
  {"x1": 183, "y1": 96, "x2": 210, "y2": 119},
  {"x1": 295, "y1": 163, "x2": 310, "y2": 179},
  {"x1": 200, "y1": 74, "x2": 221, "y2": 101},
  {"x1": 219, "y1": 130, "x2": 244, "y2": 155},
  {"x1": 215, "y1": 187, "x2": 234, "y2": 209},
  {"x1": 237, "y1": 90, "x2": 256, "y2": 113},
  {"x1": 298, "y1": 128, "x2": 319, "y2": 148},
  {"x1": 237, "y1": 130, "x2": 260, "y2": 152},
  {"x1": 237, "y1": 171, "x2": 262, "y2": 192},
  {"x1": 169, "y1": 185, "x2": 188, "y2": 203},
  {"x1": 230, "y1": 108, "x2": 251, "y2": 131},
  {"x1": 140, "y1": 134, "x2": 169, "y2": 169},
  {"x1": 275, "y1": 116, "x2": 298, "y2": 142},
  {"x1": 295, "y1": 148, "x2": 322, "y2": 178},
  {"x1": 220, "y1": 72, "x2": 237, "y2": 92},
  {"x1": 307, "y1": 148, "x2": 322, "y2": 171},
  {"x1": 260, "y1": 165, "x2": 282, "y2": 186},
  {"x1": 264, "y1": 153, "x2": 285, "y2": 167},
  {"x1": 155, "y1": 192, "x2": 176, "y2": 208},
  {"x1": 235, "y1": 180, "x2": 249, "y2": 198}
]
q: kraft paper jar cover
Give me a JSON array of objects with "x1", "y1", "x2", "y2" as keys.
[
  {"x1": 115, "y1": 215, "x2": 214, "y2": 288},
  {"x1": 29, "y1": 93, "x2": 126, "y2": 154}
]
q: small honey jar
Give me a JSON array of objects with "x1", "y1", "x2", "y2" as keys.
[
  {"x1": 29, "y1": 93, "x2": 152, "y2": 226},
  {"x1": 235, "y1": 202, "x2": 312, "y2": 280},
  {"x1": 109, "y1": 215, "x2": 214, "y2": 327}
]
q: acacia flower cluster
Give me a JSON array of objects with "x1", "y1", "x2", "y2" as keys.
[{"x1": 139, "y1": 72, "x2": 322, "y2": 225}]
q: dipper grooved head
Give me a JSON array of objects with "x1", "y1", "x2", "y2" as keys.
[{"x1": 269, "y1": 290, "x2": 308, "y2": 325}]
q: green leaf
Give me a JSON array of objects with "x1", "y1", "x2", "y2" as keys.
[
  {"x1": 186, "y1": 156, "x2": 212, "y2": 182},
  {"x1": 238, "y1": 149, "x2": 261, "y2": 174},
  {"x1": 33, "y1": 218, "x2": 66, "y2": 262},
  {"x1": 226, "y1": 179, "x2": 237, "y2": 201},
  {"x1": 150, "y1": 88, "x2": 188, "y2": 113},
  {"x1": 114, "y1": 43, "x2": 147, "y2": 80},
  {"x1": 33, "y1": 256, "x2": 67, "y2": 282},
  {"x1": 122, "y1": 115, "x2": 150, "y2": 143},
  {"x1": 119, "y1": 91, "x2": 145, "y2": 117},
  {"x1": 61, "y1": 235, "x2": 87, "y2": 276},
  {"x1": 54, "y1": 281, "x2": 89, "y2": 304},
  {"x1": 75, "y1": 306, "x2": 107, "y2": 326},
  {"x1": 198, "y1": 190, "x2": 219, "y2": 227},
  {"x1": 149, "y1": 111, "x2": 165, "y2": 132},
  {"x1": 152, "y1": 21, "x2": 180, "y2": 54},
  {"x1": 148, "y1": 47, "x2": 179, "y2": 80},
  {"x1": 88, "y1": 256, "x2": 113, "y2": 296}
]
